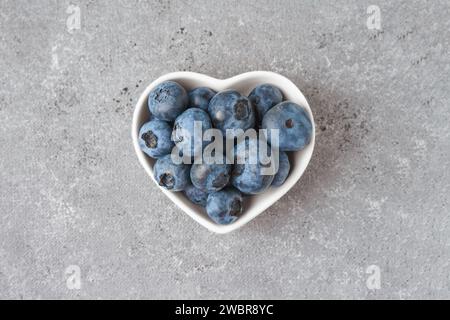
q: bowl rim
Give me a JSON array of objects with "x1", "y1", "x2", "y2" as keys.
[{"x1": 132, "y1": 71, "x2": 315, "y2": 234}]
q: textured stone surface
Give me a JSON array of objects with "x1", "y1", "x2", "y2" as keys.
[{"x1": 1, "y1": 0, "x2": 449, "y2": 299}]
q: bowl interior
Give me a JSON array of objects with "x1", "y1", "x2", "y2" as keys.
[{"x1": 132, "y1": 72, "x2": 315, "y2": 234}]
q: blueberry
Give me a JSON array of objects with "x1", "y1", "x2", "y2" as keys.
[
  {"x1": 191, "y1": 155, "x2": 232, "y2": 193},
  {"x1": 148, "y1": 81, "x2": 188, "y2": 122},
  {"x1": 208, "y1": 90, "x2": 255, "y2": 136},
  {"x1": 184, "y1": 185, "x2": 209, "y2": 207},
  {"x1": 172, "y1": 108, "x2": 212, "y2": 159},
  {"x1": 231, "y1": 136, "x2": 275, "y2": 194},
  {"x1": 139, "y1": 120, "x2": 175, "y2": 159},
  {"x1": 262, "y1": 102, "x2": 313, "y2": 151},
  {"x1": 272, "y1": 151, "x2": 290, "y2": 187},
  {"x1": 248, "y1": 84, "x2": 283, "y2": 124},
  {"x1": 188, "y1": 87, "x2": 217, "y2": 111},
  {"x1": 206, "y1": 188, "x2": 243, "y2": 225},
  {"x1": 153, "y1": 155, "x2": 191, "y2": 191},
  {"x1": 231, "y1": 163, "x2": 274, "y2": 195}
]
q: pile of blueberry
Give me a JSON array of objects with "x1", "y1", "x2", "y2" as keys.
[{"x1": 139, "y1": 81, "x2": 313, "y2": 225}]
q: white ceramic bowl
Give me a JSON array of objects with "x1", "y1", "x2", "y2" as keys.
[{"x1": 132, "y1": 71, "x2": 315, "y2": 234}]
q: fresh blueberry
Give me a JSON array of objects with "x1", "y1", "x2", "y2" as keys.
[
  {"x1": 184, "y1": 185, "x2": 209, "y2": 207},
  {"x1": 172, "y1": 108, "x2": 212, "y2": 159},
  {"x1": 139, "y1": 120, "x2": 175, "y2": 159},
  {"x1": 153, "y1": 155, "x2": 191, "y2": 192},
  {"x1": 248, "y1": 84, "x2": 283, "y2": 124},
  {"x1": 206, "y1": 188, "x2": 243, "y2": 225},
  {"x1": 231, "y1": 136, "x2": 275, "y2": 194},
  {"x1": 188, "y1": 87, "x2": 217, "y2": 111},
  {"x1": 148, "y1": 81, "x2": 188, "y2": 122},
  {"x1": 272, "y1": 151, "x2": 290, "y2": 187},
  {"x1": 208, "y1": 90, "x2": 255, "y2": 136},
  {"x1": 231, "y1": 163, "x2": 274, "y2": 195},
  {"x1": 191, "y1": 155, "x2": 232, "y2": 193},
  {"x1": 262, "y1": 102, "x2": 313, "y2": 151}
]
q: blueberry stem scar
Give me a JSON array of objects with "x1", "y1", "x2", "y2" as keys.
[
  {"x1": 285, "y1": 119, "x2": 294, "y2": 128},
  {"x1": 142, "y1": 131, "x2": 158, "y2": 149},
  {"x1": 234, "y1": 100, "x2": 249, "y2": 120},
  {"x1": 159, "y1": 173, "x2": 175, "y2": 190},
  {"x1": 230, "y1": 199, "x2": 242, "y2": 215}
]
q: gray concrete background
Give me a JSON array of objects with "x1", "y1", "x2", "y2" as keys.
[{"x1": 0, "y1": 0, "x2": 449, "y2": 300}]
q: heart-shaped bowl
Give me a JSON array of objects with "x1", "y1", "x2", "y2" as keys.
[{"x1": 132, "y1": 71, "x2": 315, "y2": 234}]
